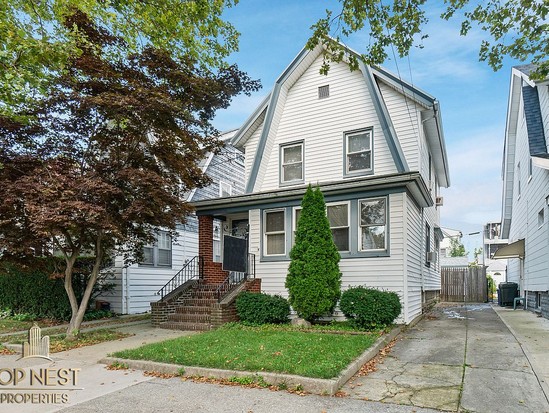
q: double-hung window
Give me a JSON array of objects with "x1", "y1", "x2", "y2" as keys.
[
  {"x1": 345, "y1": 130, "x2": 372, "y2": 174},
  {"x1": 264, "y1": 210, "x2": 285, "y2": 255},
  {"x1": 219, "y1": 181, "x2": 232, "y2": 197},
  {"x1": 327, "y1": 203, "x2": 349, "y2": 251},
  {"x1": 359, "y1": 198, "x2": 386, "y2": 251},
  {"x1": 280, "y1": 142, "x2": 303, "y2": 184},
  {"x1": 141, "y1": 231, "x2": 172, "y2": 267}
]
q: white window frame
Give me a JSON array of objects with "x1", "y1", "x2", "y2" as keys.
[
  {"x1": 263, "y1": 209, "x2": 286, "y2": 256},
  {"x1": 219, "y1": 181, "x2": 232, "y2": 197},
  {"x1": 140, "y1": 231, "x2": 172, "y2": 267},
  {"x1": 280, "y1": 142, "x2": 304, "y2": 184},
  {"x1": 345, "y1": 129, "x2": 373, "y2": 175},
  {"x1": 326, "y1": 201, "x2": 350, "y2": 252},
  {"x1": 358, "y1": 197, "x2": 387, "y2": 251}
]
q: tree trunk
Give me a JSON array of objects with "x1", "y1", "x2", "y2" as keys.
[{"x1": 65, "y1": 234, "x2": 104, "y2": 340}]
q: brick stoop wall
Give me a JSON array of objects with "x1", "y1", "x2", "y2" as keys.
[
  {"x1": 151, "y1": 215, "x2": 263, "y2": 331},
  {"x1": 152, "y1": 277, "x2": 262, "y2": 330}
]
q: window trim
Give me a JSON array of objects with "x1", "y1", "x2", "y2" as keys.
[
  {"x1": 139, "y1": 230, "x2": 172, "y2": 268},
  {"x1": 279, "y1": 141, "x2": 304, "y2": 186},
  {"x1": 326, "y1": 201, "x2": 350, "y2": 252},
  {"x1": 358, "y1": 197, "x2": 387, "y2": 252},
  {"x1": 219, "y1": 181, "x2": 232, "y2": 197},
  {"x1": 343, "y1": 128, "x2": 373, "y2": 177},
  {"x1": 263, "y1": 209, "x2": 286, "y2": 257}
]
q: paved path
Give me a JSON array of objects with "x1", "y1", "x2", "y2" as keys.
[
  {"x1": 342, "y1": 303, "x2": 549, "y2": 412},
  {"x1": 2, "y1": 304, "x2": 548, "y2": 412}
]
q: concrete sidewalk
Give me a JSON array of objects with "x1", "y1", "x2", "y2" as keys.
[
  {"x1": 494, "y1": 304, "x2": 549, "y2": 401},
  {"x1": 342, "y1": 303, "x2": 549, "y2": 412},
  {"x1": 0, "y1": 324, "x2": 194, "y2": 413}
]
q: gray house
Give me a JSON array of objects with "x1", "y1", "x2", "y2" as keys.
[
  {"x1": 498, "y1": 65, "x2": 549, "y2": 318},
  {"x1": 99, "y1": 130, "x2": 245, "y2": 314}
]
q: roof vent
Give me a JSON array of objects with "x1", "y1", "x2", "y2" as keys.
[{"x1": 318, "y1": 85, "x2": 329, "y2": 99}]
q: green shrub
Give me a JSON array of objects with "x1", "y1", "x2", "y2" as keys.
[
  {"x1": 339, "y1": 286, "x2": 402, "y2": 329},
  {"x1": 0, "y1": 257, "x2": 114, "y2": 320},
  {"x1": 235, "y1": 292, "x2": 290, "y2": 325},
  {"x1": 285, "y1": 186, "x2": 341, "y2": 321}
]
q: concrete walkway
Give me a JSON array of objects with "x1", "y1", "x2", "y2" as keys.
[
  {"x1": 342, "y1": 303, "x2": 549, "y2": 412},
  {"x1": 2, "y1": 304, "x2": 548, "y2": 412}
]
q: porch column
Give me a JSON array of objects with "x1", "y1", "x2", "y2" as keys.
[
  {"x1": 198, "y1": 214, "x2": 229, "y2": 285},
  {"x1": 198, "y1": 215, "x2": 214, "y2": 263}
]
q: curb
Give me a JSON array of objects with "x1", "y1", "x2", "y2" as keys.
[{"x1": 99, "y1": 325, "x2": 403, "y2": 396}]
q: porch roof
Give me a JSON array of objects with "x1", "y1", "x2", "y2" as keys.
[{"x1": 193, "y1": 171, "x2": 432, "y2": 216}]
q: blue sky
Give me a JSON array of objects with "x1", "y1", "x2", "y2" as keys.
[{"x1": 213, "y1": 1, "x2": 525, "y2": 254}]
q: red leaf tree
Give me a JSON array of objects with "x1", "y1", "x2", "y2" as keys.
[{"x1": 0, "y1": 11, "x2": 259, "y2": 339}]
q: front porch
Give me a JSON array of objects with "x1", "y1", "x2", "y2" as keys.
[{"x1": 151, "y1": 215, "x2": 260, "y2": 330}]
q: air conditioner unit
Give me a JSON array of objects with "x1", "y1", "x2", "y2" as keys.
[
  {"x1": 426, "y1": 251, "x2": 437, "y2": 263},
  {"x1": 435, "y1": 196, "x2": 444, "y2": 206}
]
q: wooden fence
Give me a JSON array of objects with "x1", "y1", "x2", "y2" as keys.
[{"x1": 441, "y1": 266, "x2": 488, "y2": 303}]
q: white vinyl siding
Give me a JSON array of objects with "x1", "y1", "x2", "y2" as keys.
[
  {"x1": 249, "y1": 193, "x2": 409, "y2": 323},
  {"x1": 378, "y1": 81, "x2": 421, "y2": 172},
  {"x1": 256, "y1": 54, "x2": 398, "y2": 192},
  {"x1": 506, "y1": 83, "x2": 549, "y2": 292}
]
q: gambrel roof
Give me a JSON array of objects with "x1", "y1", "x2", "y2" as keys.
[{"x1": 231, "y1": 42, "x2": 450, "y2": 193}]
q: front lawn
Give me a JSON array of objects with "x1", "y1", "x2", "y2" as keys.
[
  {"x1": 0, "y1": 318, "x2": 61, "y2": 334},
  {"x1": 5, "y1": 328, "x2": 133, "y2": 353},
  {"x1": 112, "y1": 324, "x2": 380, "y2": 379}
]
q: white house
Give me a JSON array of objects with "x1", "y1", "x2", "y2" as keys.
[
  {"x1": 498, "y1": 64, "x2": 549, "y2": 318},
  {"x1": 192, "y1": 42, "x2": 450, "y2": 324},
  {"x1": 99, "y1": 130, "x2": 245, "y2": 314}
]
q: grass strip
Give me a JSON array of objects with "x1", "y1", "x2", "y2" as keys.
[
  {"x1": 113, "y1": 324, "x2": 380, "y2": 379},
  {"x1": 5, "y1": 328, "x2": 133, "y2": 353}
]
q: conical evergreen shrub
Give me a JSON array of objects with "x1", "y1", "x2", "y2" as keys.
[{"x1": 285, "y1": 186, "x2": 341, "y2": 321}]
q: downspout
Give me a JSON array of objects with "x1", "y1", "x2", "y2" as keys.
[
  {"x1": 123, "y1": 266, "x2": 130, "y2": 314},
  {"x1": 420, "y1": 208, "x2": 425, "y2": 303}
]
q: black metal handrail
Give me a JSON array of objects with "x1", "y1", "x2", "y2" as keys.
[
  {"x1": 216, "y1": 253, "x2": 255, "y2": 302},
  {"x1": 157, "y1": 256, "x2": 203, "y2": 300}
]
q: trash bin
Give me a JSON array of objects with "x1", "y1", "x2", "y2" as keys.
[{"x1": 498, "y1": 282, "x2": 518, "y2": 306}]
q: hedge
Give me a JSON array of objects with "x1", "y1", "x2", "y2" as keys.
[
  {"x1": 0, "y1": 256, "x2": 114, "y2": 320},
  {"x1": 235, "y1": 292, "x2": 290, "y2": 325},
  {"x1": 339, "y1": 286, "x2": 402, "y2": 329}
]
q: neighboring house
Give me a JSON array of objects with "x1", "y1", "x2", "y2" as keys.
[
  {"x1": 439, "y1": 227, "x2": 463, "y2": 259},
  {"x1": 192, "y1": 42, "x2": 450, "y2": 324},
  {"x1": 99, "y1": 130, "x2": 245, "y2": 314},
  {"x1": 482, "y1": 222, "x2": 507, "y2": 287},
  {"x1": 440, "y1": 228, "x2": 468, "y2": 268},
  {"x1": 499, "y1": 64, "x2": 549, "y2": 319}
]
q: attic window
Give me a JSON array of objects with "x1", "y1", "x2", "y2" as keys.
[{"x1": 318, "y1": 85, "x2": 329, "y2": 99}]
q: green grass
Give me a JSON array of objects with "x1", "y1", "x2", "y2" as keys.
[
  {"x1": 112, "y1": 324, "x2": 380, "y2": 379},
  {"x1": 6, "y1": 328, "x2": 133, "y2": 352},
  {"x1": 0, "y1": 318, "x2": 63, "y2": 334}
]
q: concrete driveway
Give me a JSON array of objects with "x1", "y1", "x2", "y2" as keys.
[{"x1": 342, "y1": 303, "x2": 549, "y2": 412}]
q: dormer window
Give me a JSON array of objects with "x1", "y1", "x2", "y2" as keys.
[
  {"x1": 345, "y1": 129, "x2": 372, "y2": 175},
  {"x1": 280, "y1": 141, "x2": 304, "y2": 185}
]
